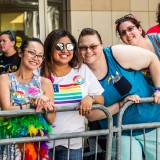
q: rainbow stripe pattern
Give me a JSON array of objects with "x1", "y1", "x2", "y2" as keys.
[{"x1": 54, "y1": 83, "x2": 82, "y2": 105}]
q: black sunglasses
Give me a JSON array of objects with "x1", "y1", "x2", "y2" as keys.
[
  {"x1": 115, "y1": 14, "x2": 136, "y2": 25},
  {"x1": 55, "y1": 43, "x2": 74, "y2": 51},
  {"x1": 2, "y1": 30, "x2": 15, "y2": 41}
]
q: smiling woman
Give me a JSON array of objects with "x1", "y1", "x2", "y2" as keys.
[
  {"x1": 40, "y1": 29, "x2": 104, "y2": 160},
  {"x1": 115, "y1": 14, "x2": 160, "y2": 85},
  {"x1": 0, "y1": 37, "x2": 56, "y2": 159}
]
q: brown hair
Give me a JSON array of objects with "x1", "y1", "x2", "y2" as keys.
[
  {"x1": 78, "y1": 28, "x2": 102, "y2": 45},
  {"x1": 156, "y1": 3, "x2": 160, "y2": 23},
  {"x1": 115, "y1": 15, "x2": 146, "y2": 38},
  {"x1": 41, "y1": 29, "x2": 83, "y2": 77}
]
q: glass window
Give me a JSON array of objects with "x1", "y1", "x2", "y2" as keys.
[
  {"x1": 47, "y1": 0, "x2": 65, "y2": 33},
  {"x1": 0, "y1": 0, "x2": 66, "y2": 47}
]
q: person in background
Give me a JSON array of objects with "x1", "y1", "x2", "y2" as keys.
[
  {"x1": 115, "y1": 14, "x2": 160, "y2": 85},
  {"x1": 0, "y1": 30, "x2": 21, "y2": 74},
  {"x1": 0, "y1": 37, "x2": 56, "y2": 160},
  {"x1": 78, "y1": 28, "x2": 160, "y2": 160},
  {"x1": 41, "y1": 29, "x2": 104, "y2": 160},
  {"x1": 147, "y1": 2, "x2": 160, "y2": 34}
]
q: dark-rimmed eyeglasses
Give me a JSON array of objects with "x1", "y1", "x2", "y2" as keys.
[
  {"x1": 120, "y1": 26, "x2": 135, "y2": 37},
  {"x1": 115, "y1": 14, "x2": 135, "y2": 25},
  {"x1": 25, "y1": 49, "x2": 45, "y2": 61},
  {"x1": 2, "y1": 30, "x2": 15, "y2": 41},
  {"x1": 78, "y1": 43, "x2": 101, "y2": 51},
  {"x1": 55, "y1": 43, "x2": 74, "y2": 51}
]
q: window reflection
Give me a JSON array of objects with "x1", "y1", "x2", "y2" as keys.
[{"x1": 0, "y1": 0, "x2": 65, "y2": 47}]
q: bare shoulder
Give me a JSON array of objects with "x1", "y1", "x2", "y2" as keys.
[
  {"x1": 0, "y1": 73, "x2": 9, "y2": 82},
  {"x1": 0, "y1": 74, "x2": 10, "y2": 89},
  {"x1": 41, "y1": 76, "x2": 52, "y2": 85}
]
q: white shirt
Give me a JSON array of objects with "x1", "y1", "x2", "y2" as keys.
[{"x1": 49, "y1": 64, "x2": 104, "y2": 149}]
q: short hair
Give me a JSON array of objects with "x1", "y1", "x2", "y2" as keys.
[
  {"x1": 78, "y1": 28, "x2": 102, "y2": 45},
  {"x1": 0, "y1": 30, "x2": 15, "y2": 41},
  {"x1": 115, "y1": 14, "x2": 146, "y2": 38}
]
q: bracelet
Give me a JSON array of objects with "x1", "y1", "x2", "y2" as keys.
[
  {"x1": 88, "y1": 95, "x2": 95, "y2": 103},
  {"x1": 19, "y1": 104, "x2": 22, "y2": 110},
  {"x1": 118, "y1": 102, "x2": 122, "y2": 108},
  {"x1": 155, "y1": 87, "x2": 160, "y2": 91}
]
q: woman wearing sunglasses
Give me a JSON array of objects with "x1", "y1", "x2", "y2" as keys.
[
  {"x1": 0, "y1": 30, "x2": 21, "y2": 74},
  {"x1": 115, "y1": 14, "x2": 160, "y2": 85},
  {"x1": 78, "y1": 28, "x2": 160, "y2": 160},
  {"x1": 0, "y1": 37, "x2": 56, "y2": 159},
  {"x1": 40, "y1": 29, "x2": 104, "y2": 160}
]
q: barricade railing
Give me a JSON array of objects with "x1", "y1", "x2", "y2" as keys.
[
  {"x1": 116, "y1": 97, "x2": 160, "y2": 160},
  {"x1": 0, "y1": 104, "x2": 113, "y2": 160}
]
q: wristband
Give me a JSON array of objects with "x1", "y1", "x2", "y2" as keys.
[
  {"x1": 19, "y1": 104, "x2": 22, "y2": 110},
  {"x1": 155, "y1": 87, "x2": 160, "y2": 92},
  {"x1": 88, "y1": 95, "x2": 95, "y2": 103}
]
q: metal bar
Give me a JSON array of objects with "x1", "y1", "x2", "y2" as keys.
[
  {"x1": 0, "y1": 104, "x2": 113, "y2": 160},
  {"x1": 116, "y1": 97, "x2": 154, "y2": 160}
]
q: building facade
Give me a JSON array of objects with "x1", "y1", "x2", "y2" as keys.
[{"x1": 0, "y1": 0, "x2": 159, "y2": 46}]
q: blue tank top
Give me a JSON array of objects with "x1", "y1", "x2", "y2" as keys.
[
  {"x1": 9, "y1": 73, "x2": 43, "y2": 107},
  {"x1": 99, "y1": 47, "x2": 160, "y2": 135},
  {"x1": 147, "y1": 34, "x2": 160, "y2": 59}
]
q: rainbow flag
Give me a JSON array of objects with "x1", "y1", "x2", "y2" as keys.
[{"x1": 54, "y1": 84, "x2": 82, "y2": 105}]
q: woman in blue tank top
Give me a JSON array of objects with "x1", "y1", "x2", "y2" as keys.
[{"x1": 78, "y1": 28, "x2": 160, "y2": 160}]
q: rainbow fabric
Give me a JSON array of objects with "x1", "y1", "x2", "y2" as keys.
[{"x1": 54, "y1": 84, "x2": 82, "y2": 105}]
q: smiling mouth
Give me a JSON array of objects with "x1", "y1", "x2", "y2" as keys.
[{"x1": 128, "y1": 36, "x2": 134, "y2": 42}]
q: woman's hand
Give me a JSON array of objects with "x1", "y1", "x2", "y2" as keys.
[
  {"x1": 77, "y1": 96, "x2": 93, "y2": 116},
  {"x1": 34, "y1": 95, "x2": 50, "y2": 112},
  {"x1": 153, "y1": 91, "x2": 160, "y2": 104},
  {"x1": 121, "y1": 94, "x2": 141, "y2": 106},
  {"x1": 43, "y1": 101, "x2": 56, "y2": 113}
]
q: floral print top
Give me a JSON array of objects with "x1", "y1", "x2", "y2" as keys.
[{"x1": 9, "y1": 73, "x2": 43, "y2": 107}]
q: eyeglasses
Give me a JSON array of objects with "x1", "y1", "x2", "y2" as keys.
[
  {"x1": 2, "y1": 30, "x2": 15, "y2": 41},
  {"x1": 120, "y1": 26, "x2": 135, "y2": 37},
  {"x1": 115, "y1": 14, "x2": 135, "y2": 25},
  {"x1": 55, "y1": 43, "x2": 74, "y2": 51},
  {"x1": 25, "y1": 49, "x2": 45, "y2": 61},
  {"x1": 78, "y1": 43, "x2": 101, "y2": 51}
]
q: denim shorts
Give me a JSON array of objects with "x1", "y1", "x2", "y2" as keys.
[{"x1": 49, "y1": 145, "x2": 83, "y2": 160}]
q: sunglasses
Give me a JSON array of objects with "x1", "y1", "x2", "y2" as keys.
[
  {"x1": 78, "y1": 43, "x2": 101, "y2": 51},
  {"x1": 115, "y1": 14, "x2": 136, "y2": 25},
  {"x1": 55, "y1": 43, "x2": 74, "y2": 51},
  {"x1": 2, "y1": 30, "x2": 15, "y2": 41},
  {"x1": 120, "y1": 26, "x2": 135, "y2": 37}
]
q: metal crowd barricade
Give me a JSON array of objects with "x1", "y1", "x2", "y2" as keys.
[
  {"x1": 116, "y1": 97, "x2": 160, "y2": 160},
  {"x1": 0, "y1": 104, "x2": 113, "y2": 160}
]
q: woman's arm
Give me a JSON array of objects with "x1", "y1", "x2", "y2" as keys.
[
  {"x1": 78, "y1": 95, "x2": 104, "y2": 116},
  {"x1": 112, "y1": 44, "x2": 160, "y2": 71},
  {"x1": 40, "y1": 77, "x2": 56, "y2": 124},
  {"x1": 86, "y1": 94, "x2": 141, "y2": 121},
  {"x1": 113, "y1": 45, "x2": 160, "y2": 103},
  {"x1": 0, "y1": 74, "x2": 23, "y2": 110}
]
